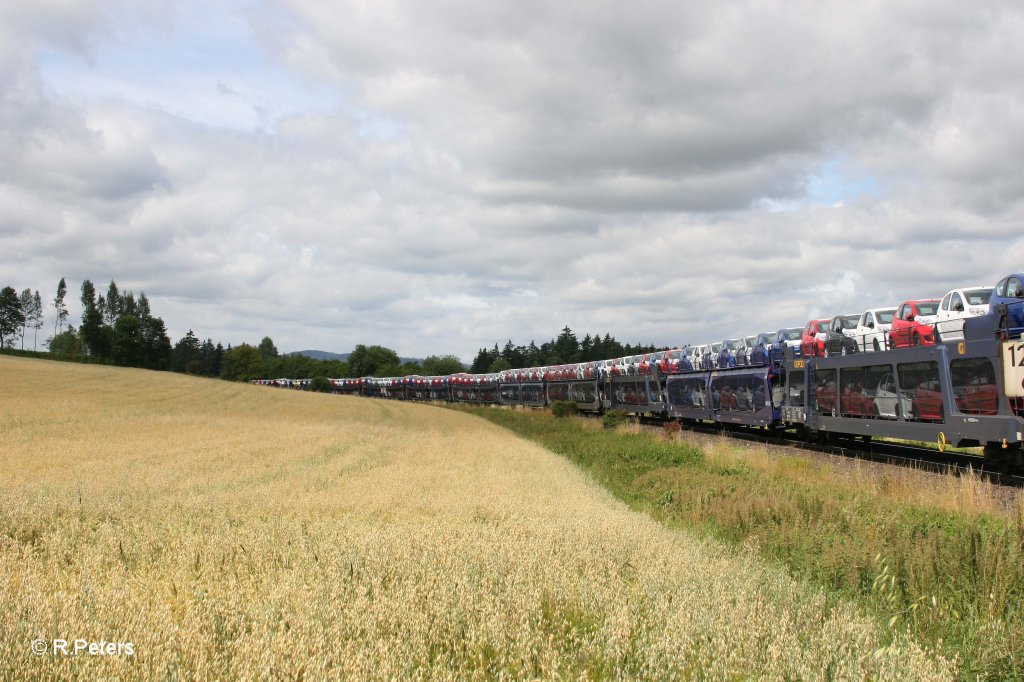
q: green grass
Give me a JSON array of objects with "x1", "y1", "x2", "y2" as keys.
[{"x1": 460, "y1": 406, "x2": 1024, "y2": 680}]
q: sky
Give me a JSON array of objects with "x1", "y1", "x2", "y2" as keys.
[{"x1": 3, "y1": 0, "x2": 1024, "y2": 362}]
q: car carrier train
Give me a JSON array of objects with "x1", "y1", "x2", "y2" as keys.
[{"x1": 253, "y1": 297, "x2": 1024, "y2": 474}]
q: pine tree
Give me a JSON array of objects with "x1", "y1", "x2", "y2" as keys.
[
  {"x1": 79, "y1": 280, "x2": 106, "y2": 359},
  {"x1": 30, "y1": 290, "x2": 44, "y2": 350},
  {"x1": 18, "y1": 288, "x2": 32, "y2": 349},
  {"x1": 52, "y1": 278, "x2": 68, "y2": 336},
  {"x1": 105, "y1": 280, "x2": 120, "y2": 325}
]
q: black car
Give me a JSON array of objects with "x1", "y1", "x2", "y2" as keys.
[{"x1": 822, "y1": 314, "x2": 860, "y2": 356}]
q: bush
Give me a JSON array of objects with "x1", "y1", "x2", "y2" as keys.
[
  {"x1": 601, "y1": 411, "x2": 628, "y2": 430},
  {"x1": 550, "y1": 400, "x2": 576, "y2": 418},
  {"x1": 309, "y1": 376, "x2": 332, "y2": 393}
]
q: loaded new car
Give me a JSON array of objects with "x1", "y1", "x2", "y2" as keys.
[
  {"x1": 934, "y1": 286, "x2": 993, "y2": 341},
  {"x1": 854, "y1": 307, "x2": 896, "y2": 352},
  {"x1": 821, "y1": 314, "x2": 860, "y2": 356},
  {"x1": 889, "y1": 299, "x2": 940, "y2": 347},
  {"x1": 990, "y1": 273, "x2": 1024, "y2": 335},
  {"x1": 799, "y1": 319, "x2": 831, "y2": 357}
]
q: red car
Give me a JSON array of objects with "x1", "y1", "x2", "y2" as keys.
[
  {"x1": 912, "y1": 380, "x2": 944, "y2": 420},
  {"x1": 840, "y1": 384, "x2": 874, "y2": 417},
  {"x1": 800, "y1": 318, "x2": 831, "y2": 357},
  {"x1": 889, "y1": 299, "x2": 940, "y2": 347}
]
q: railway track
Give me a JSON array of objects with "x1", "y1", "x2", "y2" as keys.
[{"x1": 636, "y1": 415, "x2": 1024, "y2": 487}]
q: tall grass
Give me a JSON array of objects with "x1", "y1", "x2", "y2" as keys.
[
  {"x1": 0, "y1": 356, "x2": 953, "y2": 679},
  {"x1": 466, "y1": 407, "x2": 1024, "y2": 679}
]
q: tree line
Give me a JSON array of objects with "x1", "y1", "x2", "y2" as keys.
[
  {"x1": 468, "y1": 325, "x2": 661, "y2": 373},
  {"x1": 1, "y1": 278, "x2": 661, "y2": 384}
]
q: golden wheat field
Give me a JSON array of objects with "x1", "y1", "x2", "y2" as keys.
[{"x1": 0, "y1": 356, "x2": 955, "y2": 680}]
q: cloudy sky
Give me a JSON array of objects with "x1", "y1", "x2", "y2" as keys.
[{"x1": 3, "y1": 0, "x2": 1024, "y2": 361}]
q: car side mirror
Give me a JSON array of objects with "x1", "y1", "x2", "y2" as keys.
[
  {"x1": 953, "y1": 302, "x2": 964, "y2": 312},
  {"x1": 906, "y1": 313, "x2": 915, "y2": 322},
  {"x1": 866, "y1": 321, "x2": 874, "y2": 328}
]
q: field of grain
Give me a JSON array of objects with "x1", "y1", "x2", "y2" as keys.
[{"x1": 0, "y1": 356, "x2": 954, "y2": 679}]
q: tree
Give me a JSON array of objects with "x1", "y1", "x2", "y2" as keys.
[
  {"x1": 112, "y1": 314, "x2": 144, "y2": 367},
  {"x1": 29, "y1": 291, "x2": 44, "y2": 350},
  {"x1": 220, "y1": 343, "x2": 265, "y2": 381},
  {"x1": 48, "y1": 326, "x2": 82, "y2": 358},
  {"x1": 136, "y1": 292, "x2": 151, "y2": 320},
  {"x1": 141, "y1": 316, "x2": 172, "y2": 370},
  {"x1": 347, "y1": 344, "x2": 401, "y2": 377},
  {"x1": 258, "y1": 336, "x2": 279, "y2": 360},
  {"x1": 309, "y1": 376, "x2": 332, "y2": 393},
  {"x1": 0, "y1": 286, "x2": 25, "y2": 347},
  {"x1": 421, "y1": 354, "x2": 464, "y2": 376},
  {"x1": 173, "y1": 330, "x2": 202, "y2": 373},
  {"x1": 554, "y1": 325, "x2": 579, "y2": 363},
  {"x1": 488, "y1": 357, "x2": 511, "y2": 372},
  {"x1": 469, "y1": 345, "x2": 499, "y2": 373},
  {"x1": 104, "y1": 280, "x2": 120, "y2": 325},
  {"x1": 79, "y1": 280, "x2": 107, "y2": 360},
  {"x1": 18, "y1": 288, "x2": 32, "y2": 349},
  {"x1": 52, "y1": 277, "x2": 68, "y2": 336}
]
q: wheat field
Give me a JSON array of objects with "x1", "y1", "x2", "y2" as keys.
[{"x1": 0, "y1": 356, "x2": 954, "y2": 680}]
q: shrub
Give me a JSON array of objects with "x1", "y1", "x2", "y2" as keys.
[
  {"x1": 551, "y1": 400, "x2": 576, "y2": 418},
  {"x1": 601, "y1": 411, "x2": 628, "y2": 430},
  {"x1": 309, "y1": 376, "x2": 332, "y2": 393}
]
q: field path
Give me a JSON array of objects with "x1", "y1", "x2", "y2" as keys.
[{"x1": 0, "y1": 356, "x2": 953, "y2": 679}]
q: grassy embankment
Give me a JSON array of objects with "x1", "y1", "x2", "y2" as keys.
[
  {"x1": 0, "y1": 355, "x2": 955, "y2": 679},
  {"x1": 462, "y1": 406, "x2": 1024, "y2": 679}
]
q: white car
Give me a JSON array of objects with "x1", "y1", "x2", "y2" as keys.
[
  {"x1": 854, "y1": 307, "x2": 897, "y2": 352},
  {"x1": 934, "y1": 286, "x2": 993, "y2": 341},
  {"x1": 691, "y1": 344, "x2": 710, "y2": 369},
  {"x1": 874, "y1": 372, "x2": 912, "y2": 419}
]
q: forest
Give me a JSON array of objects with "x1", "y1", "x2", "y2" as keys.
[{"x1": 0, "y1": 278, "x2": 661, "y2": 384}]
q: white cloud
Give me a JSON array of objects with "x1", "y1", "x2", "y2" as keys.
[{"x1": 2, "y1": 0, "x2": 1024, "y2": 363}]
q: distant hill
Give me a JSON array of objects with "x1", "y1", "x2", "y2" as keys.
[
  {"x1": 287, "y1": 350, "x2": 424, "y2": 365},
  {"x1": 288, "y1": 350, "x2": 349, "y2": 362}
]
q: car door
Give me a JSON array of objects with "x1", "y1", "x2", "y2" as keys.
[
  {"x1": 938, "y1": 293, "x2": 952, "y2": 321},
  {"x1": 891, "y1": 304, "x2": 908, "y2": 347}
]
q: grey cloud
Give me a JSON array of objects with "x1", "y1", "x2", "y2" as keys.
[{"x1": 3, "y1": 1, "x2": 1024, "y2": 362}]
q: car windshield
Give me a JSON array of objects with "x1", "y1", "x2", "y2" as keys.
[
  {"x1": 762, "y1": 332, "x2": 777, "y2": 343},
  {"x1": 840, "y1": 315, "x2": 858, "y2": 329},
  {"x1": 876, "y1": 310, "x2": 895, "y2": 324},
  {"x1": 711, "y1": 343, "x2": 723, "y2": 352},
  {"x1": 725, "y1": 339, "x2": 742, "y2": 350},
  {"x1": 965, "y1": 289, "x2": 992, "y2": 305},
  {"x1": 917, "y1": 302, "x2": 939, "y2": 316},
  {"x1": 781, "y1": 328, "x2": 802, "y2": 341}
]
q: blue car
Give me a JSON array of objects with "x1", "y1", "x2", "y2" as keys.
[
  {"x1": 748, "y1": 331, "x2": 777, "y2": 365},
  {"x1": 769, "y1": 327, "x2": 804, "y2": 363},
  {"x1": 990, "y1": 274, "x2": 1024, "y2": 333}
]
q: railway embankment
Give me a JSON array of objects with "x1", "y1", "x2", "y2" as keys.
[{"x1": 463, "y1": 405, "x2": 1024, "y2": 680}]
